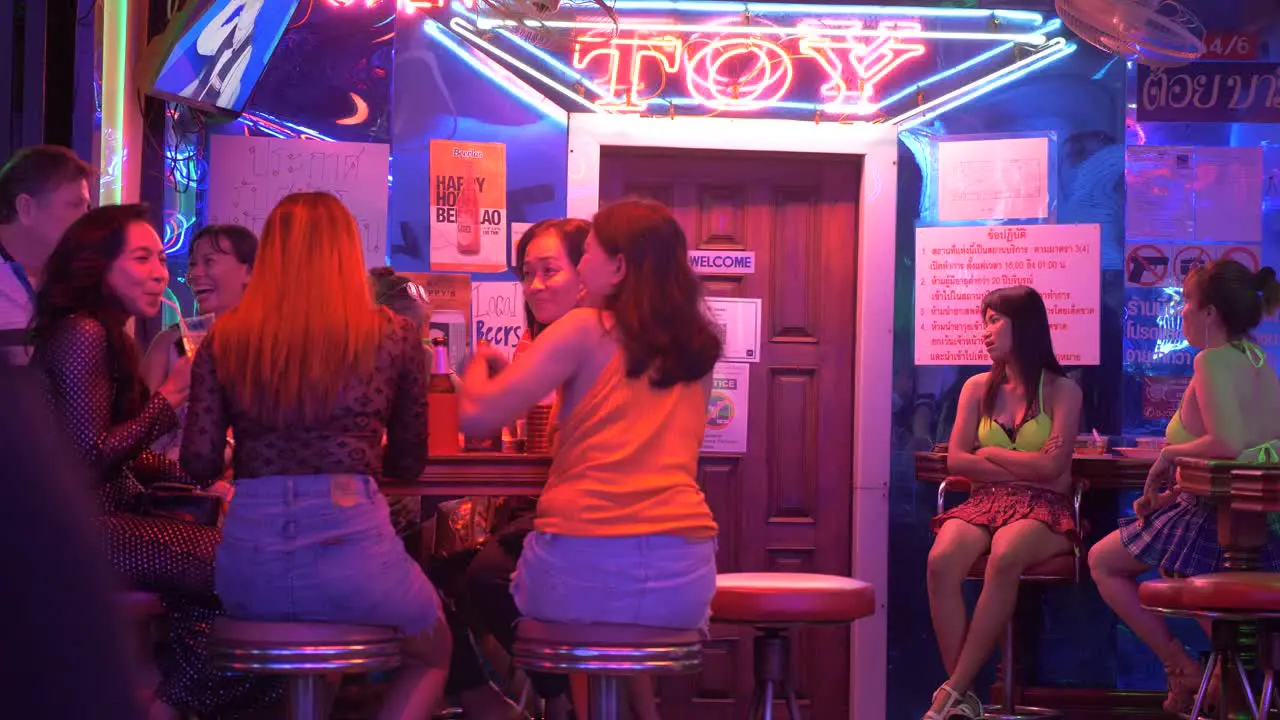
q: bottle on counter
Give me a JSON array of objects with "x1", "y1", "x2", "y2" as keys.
[{"x1": 428, "y1": 337, "x2": 462, "y2": 456}]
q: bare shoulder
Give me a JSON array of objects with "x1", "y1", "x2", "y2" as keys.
[
  {"x1": 1049, "y1": 372, "x2": 1083, "y2": 401},
  {"x1": 959, "y1": 372, "x2": 990, "y2": 397}
]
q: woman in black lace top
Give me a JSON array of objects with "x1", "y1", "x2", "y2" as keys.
[{"x1": 30, "y1": 204, "x2": 277, "y2": 719}]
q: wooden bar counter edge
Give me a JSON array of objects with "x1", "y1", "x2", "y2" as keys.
[{"x1": 380, "y1": 452, "x2": 553, "y2": 497}]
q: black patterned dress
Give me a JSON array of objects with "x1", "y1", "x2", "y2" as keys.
[{"x1": 33, "y1": 315, "x2": 279, "y2": 717}]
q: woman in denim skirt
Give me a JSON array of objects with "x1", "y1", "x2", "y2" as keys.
[{"x1": 182, "y1": 192, "x2": 450, "y2": 720}]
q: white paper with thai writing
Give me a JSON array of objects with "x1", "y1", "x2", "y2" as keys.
[
  {"x1": 936, "y1": 137, "x2": 1050, "y2": 222},
  {"x1": 207, "y1": 135, "x2": 390, "y2": 267},
  {"x1": 915, "y1": 224, "x2": 1102, "y2": 366}
]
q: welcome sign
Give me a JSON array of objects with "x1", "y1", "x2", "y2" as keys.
[{"x1": 689, "y1": 250, "x2": 755, "y2": 275}]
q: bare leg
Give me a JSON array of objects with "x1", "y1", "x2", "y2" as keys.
[
  {"x1": 571, "y1": 675, "x2": 589, "y2": 717},
  {"x1": 627, "y1": 676, "x2": 661, "y2": 720},
  {"x1": 926, "y1": 519, "x2": 992, "y2": 675},
  {"x1": 378, "y1": 615, "x2": 452, "y2": 720},
  {"x1": 943, "y1": 519, "x2": 1071, "y2": 697},
  {"x1": 1088, "y1": 531, "x2": 1201, "y2": 711}
]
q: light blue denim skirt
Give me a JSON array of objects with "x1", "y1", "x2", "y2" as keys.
[
  {"x1": 216, "y1": 474, "x2": 440, "y2": 635},
  {"x1": 511, "y1": 531, "x2": 717, "y2": 630}
]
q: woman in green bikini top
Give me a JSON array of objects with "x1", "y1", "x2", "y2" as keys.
[{"x1": 1088, "y1": 259, "x2": 1280, "y2": 717}]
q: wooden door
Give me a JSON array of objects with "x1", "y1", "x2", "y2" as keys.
[{"x1": 599, "y1": 148, "x2": 860, "y2": 719}]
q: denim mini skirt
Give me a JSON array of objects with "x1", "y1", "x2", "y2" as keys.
[{"x1": 216, "y1": 474, "x2": 440, "y2": 635}]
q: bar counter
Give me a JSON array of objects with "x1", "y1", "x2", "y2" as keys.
[
  {"x1": 913, "y1": 445, "x2": 1153, "y2": 489},
  {"x1": 380, "y1": 452, "x2": 552, "y2": 497}
]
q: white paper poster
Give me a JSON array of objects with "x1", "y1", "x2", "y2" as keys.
[
  {"x1": 471, "y1": 281, "x2": 526, "y2": 361},
  {"x1": 1126, "y1": 146, "x2": 1196, "y2": 241},
  {"x1": 1194, "y1": 146, "x2": 1263, "y2": 244},
  {"x1": 511, "y1": 222, "x2": 536, "y2": 266},
  {"x1": 207, "y1": 135, "x2": 390, "y2": 267},
  {"x1": 706, "y1": 297, "x2": 762, "y2": 363},
  {"x1": 915, "y1": 224, "x2": 1102, "y2": 366},
  {"x1": 937, "y1": 136, "x2": 1050, "y2": 222},
  {"x1": 701, "y1": 362, "x2": 749, "y2": 454}
]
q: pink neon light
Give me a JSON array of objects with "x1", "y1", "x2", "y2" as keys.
[
  {"x1": 325, "y1": 0, "x2": 453, "y2": 13},
  {"x1": 572, "y1": 32, "x2": 683, "y2": 111},
  {"x1": 797, "y1": 20, "x2": 926, "y2": 110},
  {"x1": 685, "y1": 37, "x2": 793, "y2": 111},
  {"x1": 570, "y1": 19, "x2": 928, "y2": 114}
]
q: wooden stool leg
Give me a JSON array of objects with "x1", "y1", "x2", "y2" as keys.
[
  {"x1": 587, "y1": 675, "x2": 621, "y2": 720},
  {"x1": 289, "y1": 675, "x2": 325, "y2": 720}
]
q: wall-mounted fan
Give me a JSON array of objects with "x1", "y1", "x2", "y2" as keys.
[{"x1": 1056, "y1": 0, "x2": 1205, "y2": 67}]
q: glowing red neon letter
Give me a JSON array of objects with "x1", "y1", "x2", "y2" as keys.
[
  {"x1": 797, "y1": 20, "x2": 925, "y2": 112},
  {"x1": 683, "y1": 37, "x2": 793, "y2": 111},
  {"x1": 572, "y1": 32, "x2": 683, "y2": 112}
]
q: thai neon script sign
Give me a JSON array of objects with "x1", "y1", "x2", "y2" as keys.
[{"x1": 569, "y1": 21, "x2": 927, "y2": 113}]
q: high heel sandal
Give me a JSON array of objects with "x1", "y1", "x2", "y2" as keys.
[
  {"x1": 923, "y1": 684, "x2": 982, "y2": 720},
  {"x1": 1163, "y1": 661, "x2": 1221, "y2": 718}
]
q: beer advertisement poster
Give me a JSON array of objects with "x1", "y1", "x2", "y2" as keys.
[{"x1": 429, "y1": 140, "x2": 508, "y2": 272}]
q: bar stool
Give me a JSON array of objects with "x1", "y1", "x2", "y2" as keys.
[
  {"x1": 937, "y1": 476, "x2": 1086, "y2": 720},
  {"x1": 512, "y1": 619, "x2": 702, "y2": 720},
  {"x1": 1139, "y1": 571, "x2": 1280, "y2": 719},
  {"x1": 209, "y1": 618, "x2": 402, "y2": 720},
  {"x1": 711, "y1": 572, "x2": 876, "y2": 719}
]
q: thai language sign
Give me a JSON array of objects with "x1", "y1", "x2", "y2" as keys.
[
  {"x1": 915, "y1": 224, "x2": 1102, "y2": 366},
  {"x1": 1137, "y1": 62, "x2": 1280, "y2": 124}
]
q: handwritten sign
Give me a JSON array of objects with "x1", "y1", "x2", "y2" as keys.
[
  {"x1": 937, "y1": 136, "x2": 1050, "y2": 222},
  {"x1": 430, "y1": 140, "x2": 508, "y2": 273},
  {"x1": 207, "y1": 135, "x2": 390, "y2": 267},
  {"x1": 701, "y1": 362, "x2": 749, "y2": 454},
  {"x1": 915, "y1": 224, "x2": 1101, "y2": 366},
  {"x1": 1137, "y1": 62, "x2": 1280, "y2": 124},
  {"x1": 689, "y1": 250, "x2": 755, "y2": 275},
  {"x1": 472, "y1": 281, "x2": 526, "y2": 361}
]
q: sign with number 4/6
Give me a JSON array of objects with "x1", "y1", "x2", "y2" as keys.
[{"x1": 1202, "y1": 32, "x2": 1257, "y2": 60}]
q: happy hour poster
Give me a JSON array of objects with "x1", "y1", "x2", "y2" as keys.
[{"x1": 429, "y1": 140, "x2": 507, "y2": 273}]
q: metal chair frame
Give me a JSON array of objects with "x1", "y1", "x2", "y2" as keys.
[{"x1": 935, "y1": 477, "x2": 1085, "y2": 720}]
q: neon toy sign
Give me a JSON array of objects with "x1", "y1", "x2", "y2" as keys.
[
  {"x1": 570, "y1": 21, "x2": 926, "y2": 113},
  {"x1": 439, "y1": 2, "x2": 1074, "y2": 123}
]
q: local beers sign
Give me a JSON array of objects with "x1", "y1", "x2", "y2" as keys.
[{"x1": 689, "y1": 250, "x2": 755, "y2": 275}]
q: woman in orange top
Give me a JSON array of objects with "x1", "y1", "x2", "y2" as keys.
[{"x1": 459, "y1": 199, "x2": 721, "y2": 634}]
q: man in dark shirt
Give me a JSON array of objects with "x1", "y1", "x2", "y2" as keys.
[
  {"x1": 0, "y1": 362, "x2": 143, "y2": 719},
  {"x1": 0, "y1": 146, "x2": 94, "y2": 363}
]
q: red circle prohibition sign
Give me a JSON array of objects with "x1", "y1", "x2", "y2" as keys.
[
  {"x1": 1127, "y1": 244, "x2": 1168, "y2": 287},
  {"x1": 1173, "y1": 245, "x2": 1212, "y2": 283},
  {"x1": 1219, "y1": 246, "x2": 1260, "y2": 273}
]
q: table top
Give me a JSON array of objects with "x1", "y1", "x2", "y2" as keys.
[
  {"x1": 913, "y1": 447, "x2": 1152, "y2": 490},
  {"x1": 1176, "y1": 457, "x2": 1280, "y2": 512},
  {"x1": 381, "y1": 452, "x2": 553, "y2": 497}
]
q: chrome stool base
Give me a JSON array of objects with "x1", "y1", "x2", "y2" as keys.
[
  {"x1": 980, "y1": 705, "x2": 1062, "y2": 720},
  {"x1": 209, "y1": 619, "x2": 402, "y2": 720}
]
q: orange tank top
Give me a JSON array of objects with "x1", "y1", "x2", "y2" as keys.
[{"x1": 535, "y1": 353, "x2": 718, "y2": 539}]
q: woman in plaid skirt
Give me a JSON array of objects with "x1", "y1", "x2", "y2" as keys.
[
  {"x1": 1089, "y1": 259, "x2": 1280, "y2": 715},
  {"x1": 923, "y1": 286, "x2": 1084, "y2": 720}
]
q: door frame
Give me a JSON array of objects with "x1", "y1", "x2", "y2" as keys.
[{"x1": 567, "y1": 113, "x2": 897, "y2": 720}]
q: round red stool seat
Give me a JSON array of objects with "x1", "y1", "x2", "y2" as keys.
[
  {"x1": 711, "y1": 573, "x2": 875, "y2": 624},
  {"x1": 1140, "y1": 572, "x2": 1280, "y2": 613}
]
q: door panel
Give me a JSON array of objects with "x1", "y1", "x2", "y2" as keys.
[{"x1": 599, "y1": 148, "x2": 860, "y2": 719}]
